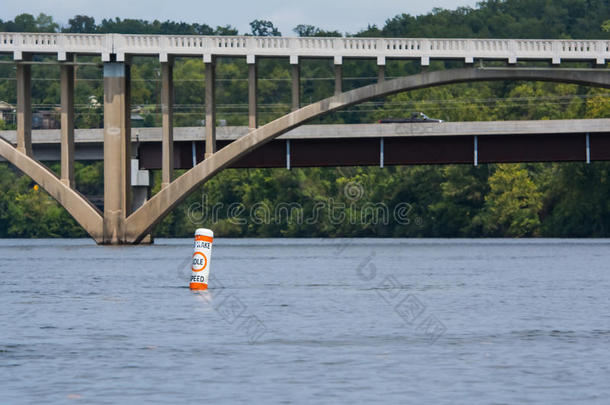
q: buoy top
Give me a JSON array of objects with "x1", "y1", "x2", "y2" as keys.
[{"x1": 195, "y1": 228, "x2": 214, "y2": 238}]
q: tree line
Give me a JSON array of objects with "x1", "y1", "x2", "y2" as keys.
[{"x1": 1, "y1": 0, "x2": 610, "y2": 238}]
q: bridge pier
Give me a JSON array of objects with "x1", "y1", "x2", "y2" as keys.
[
  {"x1": 131, "y1": 158, "x2": 152, "y2": 244},
  {"x1": 377, "y1": 56, "x2": 386, "y2": 83},
  {"x1": 378, "y1": 65, "x2": 385, "y2": 83},
  {"x1": 204, "y1": 57, "x2": 216, "y2": 158},
  {"x1": 60, "y1": 55, "x2": 75, "y2": 187},
  {"x1": 161, "y1": 58, "x2": 174, "y2": 189},
  {"x1": 291, "y1": 62, "x2": 300, "y2": 111},
  {"x1": 102, "y1": 62, "x2": 132, "y2": 244},
  {"x1": 16, "y1": 55, "x2": 32, "y2": 156},
  {"x1": 334, "y1": 63, "x2": 342, "y2": 96},
  {"x1": 248, "y1": 58, "x2": 258, "y2": 130}
]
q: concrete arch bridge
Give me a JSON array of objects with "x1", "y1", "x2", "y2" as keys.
[{"x1": 0, "y1": 33, "x2": 609, "y2": 244}]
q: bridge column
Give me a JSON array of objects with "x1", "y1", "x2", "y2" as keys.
[
  {"x1": 377, "y1": 57, "x2": 385, "y2": 83},
  {"x1": 16, "y1": 56, "x2": 32, "y2": 156},
  {"x1": 131, "y1": 158, "x2": 153, "y2": 244},
  {"x1": 205, "y1": 56, "x2": 216, "y2": 158},
  {"x1": 334, "y1": 63, "x2": 342, "y2": 96},
  {"x1": 161, "y1": 58, "x2": 174, "y2": 188},
  {"x1": 248, "y1": 57, "x2": 257, "y2": 130},
  {"x1": 60, "y1": 56, "x2": 75, "y2": 187},
  {"x1": 103, "y1": 62, "x2": 132, "y2": 244},
  {"x1": 291, "y1": 57, "x2": 300, "y2": 111}
]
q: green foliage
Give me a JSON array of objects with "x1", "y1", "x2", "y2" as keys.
[
  {"x1": 378, "y1": 0, "x2": 610, "y2": 39},
  {"x1": 0, "y1": 13, "x2": 58, "y2": 32},
  {"x1": 95, "y1": 18, "x2": 230, "y2": 35},
  {"x1": 585, "y1": 88, "x2": 610, "y2": 118},
  {"x1": 428, "y1": 165, "x2": 488, "y2": 236},
  {"x1": 0, "y1": 164, "x2": 85, "y2": 237},
  {"x1": 477, "y1": 164, "x2": 543, "y2": 236},
  {"x1": 249, "y1": 20, "x2": 281, "y2": 37},
  {"x1": 541, "y1": 163, "x2": 610, "y2": 236},
  {"x1": 293, "y1": 25, "x2": 341, "y2": 37},
  {"x1": 74, "y1": 161, "x2": 104, "y2": 196},
  {"x1": 65, "y1": 15, "x2": 96, "y2": 33}
]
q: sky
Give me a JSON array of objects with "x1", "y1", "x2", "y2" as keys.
[{"x1": 0, "y1": 0, "x2": 480, "y2": 35}]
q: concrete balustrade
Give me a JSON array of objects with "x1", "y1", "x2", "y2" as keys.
[{"x1": 1, "y1": 33, "x2": 608, "y2": 65}]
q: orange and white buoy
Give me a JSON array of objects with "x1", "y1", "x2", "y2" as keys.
[{"x1": 190, "y1": 228, "x2": 214, "y2": 290}]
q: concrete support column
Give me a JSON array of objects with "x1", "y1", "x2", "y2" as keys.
[
  {"x1": 131, "y1": 158, "x2": 153, "y2": 244},
  {"x1": 334, "y1": 64, "x2": 342, "y2": 96},
  {"x1": 248, "y1": 62, "x2": 257, "y2": 130},
  {"x1": 103, "y1": 62, "x2": 132, "y2": 244},
  {"x1": 291, "y1": 64, "x2": 300, "y2": 112},
  {"x1": 60, "y1": 57, "x2": 75, "y2": 187},
  {"x1": 205, "y1": 58, "x2": 216, "y2": 158},
  {"x1": 16, "y1": 57, "x2": 32, "y2": 156},
  {"x1": 378, "y1": 65, "x2": 385, "y2": 83},
  {"x1": 161, "y1": 59, "x2": 174, "y2": 188}
]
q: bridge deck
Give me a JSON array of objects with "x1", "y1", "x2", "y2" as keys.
[
  {"x1": 1, "y1": 120, "x2": 609, "y2": 167},
  {"x1": 1, "y1": 119, "x2": 608, "y2": 144}
]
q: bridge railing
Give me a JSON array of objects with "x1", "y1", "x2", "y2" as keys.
[
  {"x1": 0, "y1": 32, "x2": 114, "y2": 60},
  {"x1": 1, "y1": 33, "x2": 609, "y2": 64}
]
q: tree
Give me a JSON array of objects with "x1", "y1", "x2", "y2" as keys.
[
  {"x1": 477, "y1": 164, "x2": 543, "y2": 237},
  {"x1": 293, "y1": 24, "x2": 341, "y2": 37},
  {"x1": 4, "y1": 14, "x2": 37, "y2": 32},
  {"x1": 66, "y1": 15, "x2": 96, "y2": 33},
  {"x1": 293, "y1": 24, "x2": 317, "y2": 37},
  {"x1": 214, "y1": 25, "x2": 238, "y2": 36},
  {"x1": 585, "y1": 88, "x2": 610, "y2": 118},
  {"x1": 98, "y1": 18, "x2": 153, "y2": 34},
  {"x1": 355, "y1": 24, "x2": 382, "y2": 37},
  {"x1": 602, "y1": 20, "x2": 610, "y2": 32},
  {"x1": 2, "y1": 13, "x2": 60, "y2": 32},
  {"x1": 541, "y1": 163, "x2": 610, "y2": 237},
  {"x1": 428, "y1": 165, "x2": 488, "y2": 236},
  {"x1": 249, "y1": 19, "x2": 281, "y2": 36},
  {"x1": 34, "y1": 13, "x2": 59, "y2": 32}
]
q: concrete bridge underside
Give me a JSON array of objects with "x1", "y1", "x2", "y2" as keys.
[{"x1": 1, "y1": 66, "x2": 609, "y2": 244}]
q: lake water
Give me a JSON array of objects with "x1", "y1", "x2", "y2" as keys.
[{"x1": 1, "y1": 238, "x2": 610, "y2": 404}]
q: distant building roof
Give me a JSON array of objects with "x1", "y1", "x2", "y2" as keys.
[{"x1": 0, "y1": 101, "x2": 14, "y2": 111}]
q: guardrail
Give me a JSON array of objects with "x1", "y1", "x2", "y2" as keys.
[{"x1": 1, "y1": 33, "x2": 608, "y2": 65}]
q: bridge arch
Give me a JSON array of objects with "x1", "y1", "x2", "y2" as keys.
[
  {"x1": 121, "y1": 66, "x2": 610, "y2": 243},
  {"x1": 0, "y1": 138, "x2": 103, "y2": 240}
]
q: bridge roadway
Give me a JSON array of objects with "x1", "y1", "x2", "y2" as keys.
[{"x1": 1, "y1": 119, "x2": 609, "y2": 168}]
